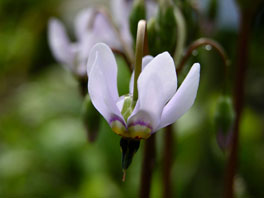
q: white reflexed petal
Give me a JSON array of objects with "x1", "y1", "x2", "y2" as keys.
[
  {"x1": 111, "y1": 0, "x2": 132, "y2": 27},
  {"x1": 92, "y1": 13, "x2": 121, "y2": 49},
  {"x1": 129, "y1": 55, "x2": 154, "y2": 93},
  {"x1": 116, "y1": 96, "x2": 125, "y2": 112},
  {"x1": 157, "y1": 63, "x2": 200, "y2": 130},
  {"x1": 120, "y1": 24, "x2": 133, "y2": 47},
  {"x1": 87, "y1": 43, "x2": 119, "y2": 100},
  {"x1": 74, "y1": 8, "x2": 93, "y2": 40},
  {"x1": 111, "y1": 0, "x2": 133, "y2": 46},
  {"x1": 70, "y1": 43, "x2": 86, "y2": 75},
  {"x1": 48, "y1": 18, "x2": 76, "y2": 68},
  {"x1": 88, "y1": 49, "x2": 124, "y2": 125},
  {"x1": 128, "y1": 52, "x2": 177, "y2": 130},
  {"x1": 77, "y1": 34, "x2": 97, "y2": 76}
]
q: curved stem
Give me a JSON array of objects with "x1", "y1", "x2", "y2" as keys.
[
  {"x1": 176, "y1": 38, "x2": 229, "y2": 93},
  {"x1": 177, "y1": 38, "x2": 229, "y2": 74},
  {"x1": 224, "y1": 11, "x2": 252, "y2": 198}
]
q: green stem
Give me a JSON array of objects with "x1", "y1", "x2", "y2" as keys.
[
  {"x1": 139, "y1": 134, "x2": 156, "y2": 198},
  {"x1": 173, "y1": 6, "x2": 186, "y2": 66},
  {"x1": 133, "y1": 20, "x2": 147, "y2": 103},
  {"x1": 162, "y1": 125, "x2": 174, "y2": 198}
]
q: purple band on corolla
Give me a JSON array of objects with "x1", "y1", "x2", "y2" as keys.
[
  {"x1": 109, "y1": 115, "x2": 126, "y2": 127},
  {"x1": 128, "y1": 120, "x2": 153, "y2": 131}
]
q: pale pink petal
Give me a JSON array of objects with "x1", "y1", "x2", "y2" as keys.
[
  {"x1": 87, "y1": 43, "x2": 125, "y2": 126},
  {"x1": 128, "y1": 52, "x2": 177, "y2": 131},
  {"x1": 74, "y1": 8, "x2": 93, "y2": 40},
  {"x1": 157, "y1": 63, "x2": 200, "y2": 130},
  {"x1": 48, "y1": 18, "x2": 76, "y2": 68},
  {"x1": 129, "y1": 55, "x2": 153, "y2": 94}
]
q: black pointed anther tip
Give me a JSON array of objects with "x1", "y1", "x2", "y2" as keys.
[{"x1": 120, "y1": 138, "x2": 140, "y2": 173}]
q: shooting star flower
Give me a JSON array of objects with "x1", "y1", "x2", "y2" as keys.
[
  {"x1": 48, "y1": 8, "x2": 121, "y2": 76},
  {"x1": 48, "y1": 0, "x2": 157, "y2": 76},
  {"x1": 87, "y1": 43, "x2": 200, "y2": 139}
]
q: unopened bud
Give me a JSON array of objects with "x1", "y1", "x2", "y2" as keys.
[
  {"x1": 147, "y1": 17, "x2": 159, "y2": 55},
  {"x1": 148, "y1": 2, "x2": 177, "y2": 56},
  {"x1": 214, "y1": 96, "x2": 235, "y2": 151}
]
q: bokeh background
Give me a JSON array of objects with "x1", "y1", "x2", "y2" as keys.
[{"x1": 0, "y1": 0, "x2": 264, "y2": 197}]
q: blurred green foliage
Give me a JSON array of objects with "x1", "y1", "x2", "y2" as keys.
[{"x1": 0, "y1": 0, "x2": 264, "y2": 197}]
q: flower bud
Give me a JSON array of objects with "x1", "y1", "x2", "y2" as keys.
[
  {"x1": 214, "y1": 96, "x2": 235, "y2": 151},
  {"x1": 82, "y1": 94, "x2": 101, "y2": 142},
  {"x1": 129, "y1": 0, "x2": 146, "y2": 43},
  {"x1": 148, "y1": 1, "x2": 177, "y2": 56},
  {"x1": 147, "y1": 17, "x2": 159, "y2": 55}
]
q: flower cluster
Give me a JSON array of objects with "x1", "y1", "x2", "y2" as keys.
[
  {"x1": 48, "y1": 0, "x2": 200, "y2": 139},
  {"x1": 47, "y1": 0, "x2": 203, "y2": 175}
]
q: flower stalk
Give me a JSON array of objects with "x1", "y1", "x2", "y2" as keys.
[
  {"x1": 131, "y1": 19, "x2": 157, "y2": 197},
  {"x1": 163, "y1": 125, "x2": 174, "y2": 198},
  {"x1": 161, "y1": 7, "x2": 186, "y2": 196},
  {"x1": 177, "y1": 37, "x2": 229, "y2": 94},
  {"x1": 139, "y1": 134, "x2": 156, "y2": 198},
  {"x1": 224, "y1": 10, "x2": 252, "y2": 198},
  {"x1": 177, "y1": 38, "x2": 229, "y2": 74}
]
